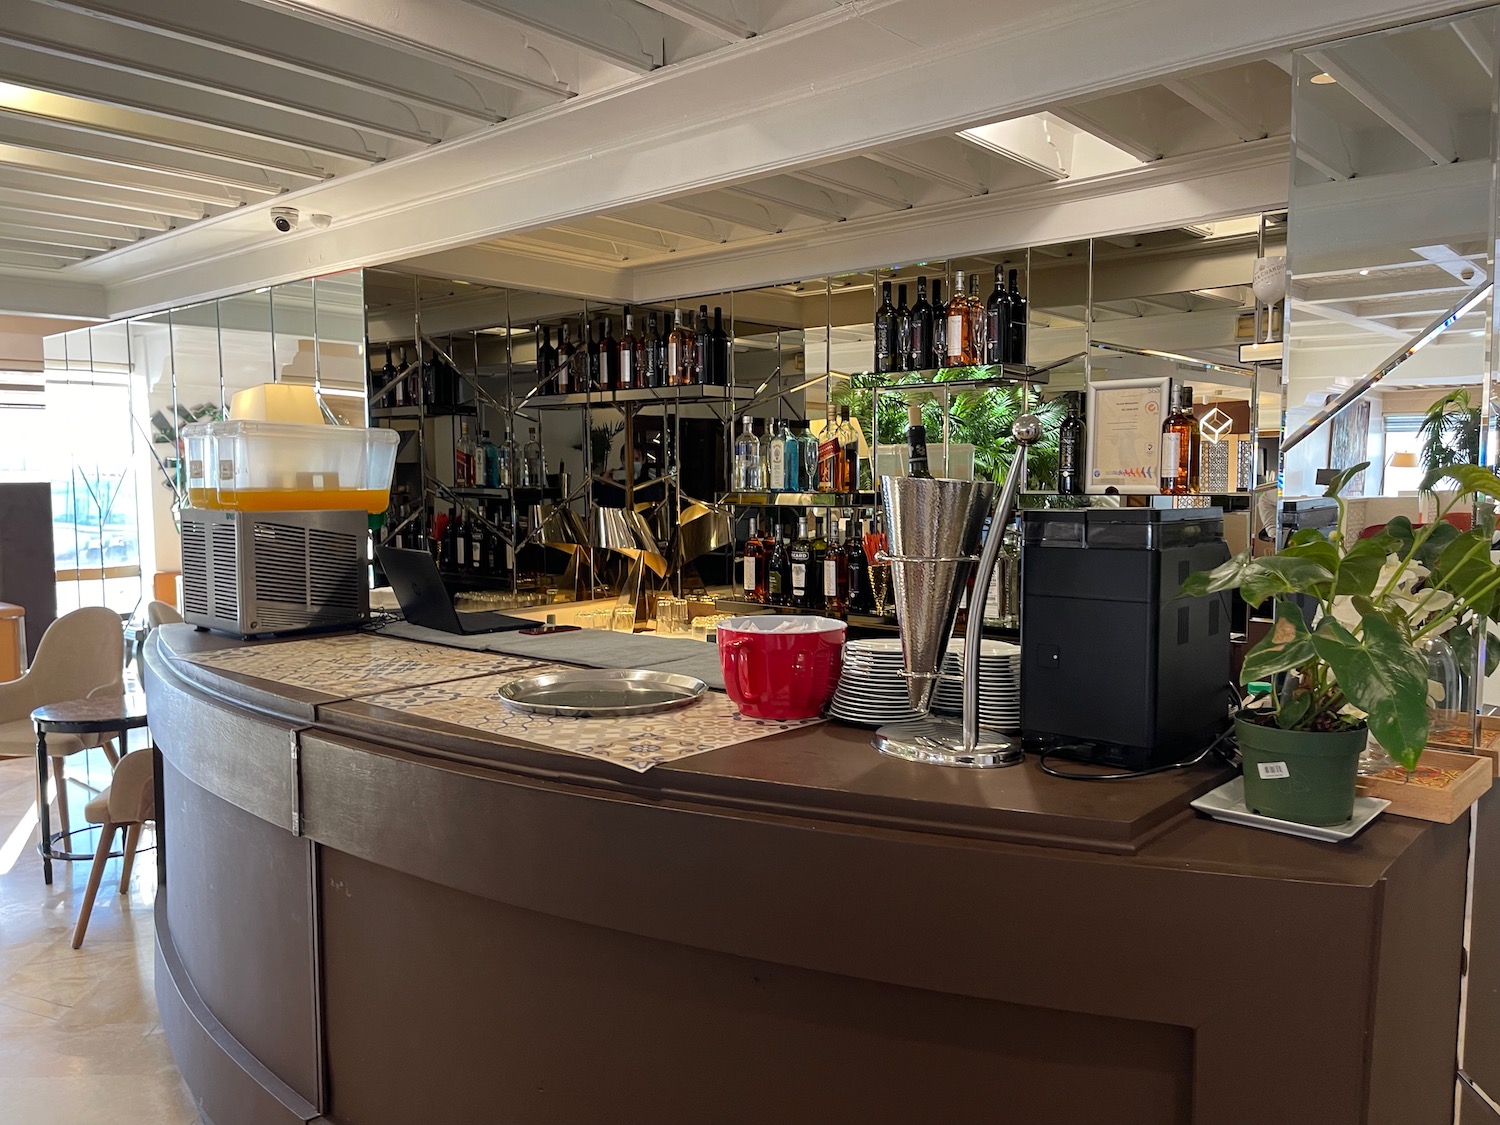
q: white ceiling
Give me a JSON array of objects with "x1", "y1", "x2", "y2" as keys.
[{"x1": 0, "y1": 0, "x2": 1480, "y2": 320}]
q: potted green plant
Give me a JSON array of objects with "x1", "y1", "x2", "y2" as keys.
[{"x1": 1181, "y1": 461, "x2": 1500, "y2": 825}]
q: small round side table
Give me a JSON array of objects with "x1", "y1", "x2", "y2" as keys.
[{"x1": 32, "y1": 693, "x2": 150, "y2": 886}]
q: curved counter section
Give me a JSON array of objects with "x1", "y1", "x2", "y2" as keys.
[{"x1": 144, "y1": 624, "x2": 1474, "y2": 1125}]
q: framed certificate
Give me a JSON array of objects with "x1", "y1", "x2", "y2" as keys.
[{"x1": 1084, "y1": 377, "x2": 1171, "y2": 494}]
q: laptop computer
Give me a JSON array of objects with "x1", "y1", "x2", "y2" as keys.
[{"x1": 375, "y1": 545, "x2": 534, "y2": 635}]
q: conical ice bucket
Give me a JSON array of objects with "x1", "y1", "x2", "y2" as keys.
[{"x1": 880, "y1": 475, "x2": 996, "y2": 711}]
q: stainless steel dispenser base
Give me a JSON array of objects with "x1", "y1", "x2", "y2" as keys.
[{"x1": 872, "y1": 716, "x2": 1024, "y2": 769}]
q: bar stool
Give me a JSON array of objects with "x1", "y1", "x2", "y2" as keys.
[{"x1": 72, "y1": 748, "x2": 155, "y2": 949}]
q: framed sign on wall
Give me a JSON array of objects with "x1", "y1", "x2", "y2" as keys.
[{"x1": 1084, "y1": 377, "x2": 1171, "y2": 494}]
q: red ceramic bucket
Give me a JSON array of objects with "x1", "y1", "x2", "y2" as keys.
[{"x1": 717, "y1": 615, "x2": 846, "y2": 720}]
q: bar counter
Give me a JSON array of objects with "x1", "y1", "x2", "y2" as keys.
[{"x1": 142, "y1": 623, "x2": 1487, "y2": 1125}]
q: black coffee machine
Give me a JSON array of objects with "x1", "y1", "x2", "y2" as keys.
[{"x1": 1019, "y1": 508, "x2": 1232, "y2": 769}]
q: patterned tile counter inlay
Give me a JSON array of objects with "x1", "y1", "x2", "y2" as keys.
[
  {"x1": 186, "y1": 634, "x2": 546, "y2": 697},
  {"x1": 351, "y1": 669, "x2": 822, "y2": 773}
]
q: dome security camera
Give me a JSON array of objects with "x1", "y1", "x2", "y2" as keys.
[{"x1": 270, "y1": 207, "x2": 299, "y2": 233}]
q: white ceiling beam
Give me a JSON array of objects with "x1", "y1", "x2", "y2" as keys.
[
  {"x1": 1414, "y1": 242, "x2": 1488, "y2": 286},
  {"x1": 788, "y1": 166, "x2": 911, "y2": 211},
  {"x1": 0, "y1": 111, "x2": 306, "y2": 194},
  {"x1": 728, "y1": 179, "x2": 852, "y2": 223},
  {"x1": 0, "y1": 271, "x2": 103, "y2": 317},
  {"x1": 0, "y1": 207, "x2": 144, "y2": 241},
  {"x1": 663, "y1": 196, "x2": 785, "y2": 235},
  {"x1": 0, "y1": 144, "x2": 262, "y2": 208},
  {"x1": 958, "y1": 118, "x2": 1070, "y2": 179},
  {"x1": 463, "y1": 0, "x2": 665, "y2": 72},
  {"x1": 0, "y1": 225, "x2": 114, "y2": 253},
  {"x1": 1291, "y1": 98, "x2": 1356, "y2": 180},
  {"x1": 1453, "y1": 19, "x2": 1495, "y2": 78},
  {"x1": 0, "y1": 190, "x2": 169, "y2": 231},
  {"x1": 1289, "y1": 297, "x2": 1408, "y2": 338},
  {"x1": 1305, "y1": 42, "x2": 1457, "y2": 164},
  {"x1": 864, "y1": 142, "x2": 986, "y2": 197},
  {"x1": 0, "y1": 42, "x2": 391, "y2": 163},
  {"x1": 1049, "y1": 104, "x2": 1162, "y2": 163},
  {"x1": 239, "y1": 0, "x2": 575, "y2": 100},
  {"x1": 506, "y1": 229, "x2": 633, "y2": 261},
  {"x1": 0, "y1": 4, "x2": 442, "y2": 146},
  {"x1": 36, "y1": 0, "x2": 513, "y2": 123},
  {"x1": 0, "y1": 168, "x2": 209, "y2": 221},
  {"x1": 592, "y1": 207, "x2": 727, "y2": 245},
  {"x1": 0, "y1": 244, "x2": 87, "y2": 265},
  {"x1": 632, "y1": 0, "x2": 751, "y2": 40},
  {"x1": 1162, "y1": 78, "x2": 1267, "y2": 143},
  {"x1": 552, "y1": 222, "x2": 677, "y2": 255}
]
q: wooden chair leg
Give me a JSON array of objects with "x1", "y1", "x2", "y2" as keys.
[
  {"x1": 101, "y1": 738, "x2": 119, "y2": 768},
  {"x1": 72, "y1": 822, "x2": 117, "y2": 949},
  {"x1": 117, "y1": 823, "x2": 142, "y2": 894},
  {"x1": 50, "y1": 756, "x2": 70, "y2": 845}
]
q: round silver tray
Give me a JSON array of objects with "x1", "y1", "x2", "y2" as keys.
[{"x1": 497, "y1": 668, "x2": 708, "y2": 718}]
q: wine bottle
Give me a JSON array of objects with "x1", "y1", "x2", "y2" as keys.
[
  {"x1": 572, "y1": 319, "x2": 590, "y2": 391},
  {"x1": 586, "y1": 320, "x2": 601, "y2": 390},
  {"x1": 708, "y1": 306, "x2": 730, "y2": 386},
  {"x1": 1159, "y1": 384, "x2": 1197, "y2": 495},
  {"x1": 909, "y1": 276, "x2": 934, "y2": 371},
  {"x1": 742, "y1": 526, "x2": 765, "y2": 602},
  {"x1": 824, "y1": 517, "x2": 848, "y2": 618},
  {"x1": 945, "y1": 270, "x2": 970, "y2": 365},
  {"x1": 600, "y1": 317, "x2": 619, "y2": 392},
  {"x1": 556, "y1": 324, "x2": 574, "y2": 394},
  {"x1": 1058, "y1": 392, "x2": 1086, "y2": 495},
  {"x1": 767, "y1": 532, "x2": 790, "y2": 606},
  {"x1": 400, "y1": 346, "x2": 417, "y2": 406},
  {"x1": 895, "y1": 284, "x2": 912, "y2": 373},
  {"x1": 619, "y1": 310, "x2": 637, "y2": 390},
  {"x1": 667, "y1": 310, "x2": 695, "y2": 386},
  {"x1": 874, "y1": 280, "x2": 897, "y2": 374},
  {"x1": 535, "y1": 325, "x2": 556, "y2": 390},
  {"x1": 967, "y1": 271, "x2": 985, "y2": 367},
  {"x1": 810, "y1": 514, "x2": 828, "y2": 608},
  {"x1": 845, "y1": 517, "x2": 870, "y2": 613},
  {"x1": 789, "y1": 517, "x2": 812, "y2": 609},
  {"x1": 930, "y1": 279, "x2": 947, "y2": 366},
  {"x1": 455, "y1": 420, "x2": 475, "y2": 487},
  {"x1": 984, "y1": 266, "x2": 1012, "y2": 365},
  {"x1": 652, "y1": 312, "x2": 668, "y2": 386},
  {"x1": 694, "y1": 305, "x2": 710, "y2": 385},
  {"x1": 452, "y1": 508, "x2": 469, "y2": 571},
  {"x1": 906, "y1": 403, "x2": 932, "y2": 479},
  {"x1": 378, "y1": 346, "x2": 397, "y2": 406},
  {"x1": 1007, "y1": 269, "x2": 1028, "y2": 365},
  {"x1": 751, "y1": 523, "x2": 769, "y2": 603}
]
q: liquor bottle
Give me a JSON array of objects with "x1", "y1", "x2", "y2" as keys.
[
  {"x1": 967, "y1": 271, "x2": 986, "y2": 367},
  {"x1": 377, "y1": 346, "x2": 397, "y2": 406},
  {"x1": 945, "y1": 270, "x2": 971, "y2": 365},
  {"x1": 845, "y1": 517, "x2": 870, "y2": 614},
  {"x1": 400, "y1": 346, "x2": 418, "y2": 406},
  {"x1": 751, "y1": 522, "x2": 769, "y2": 603},
  {"x1": 1007, "y1": 269, "x2": 1028, "y2": 365},
  {"x1": 455, "y1": 421, "x2": 476, "y2": 487},
  {"x1": 742, "y1": 526, "x2": 765, "y2": 603},
  {"x1": 909, "y1": 276, "x2": 934, "y2": 371},
  {"x1": 838, "y1": 405, "x2": 861, "y2": 492},
  {"x1": 694, "y1": 305, "x2": 711, "y2": 385},
  {"x1": 452, "y1": 508, "x2": 470, "y2": 571},
  {"x1": 470, "y1": 508, "x2": 487, "y2": 575},
  {"x1": 708, "y1": 306, "x2": 730, "y2": 386},
  {"x1": 894, "y1": 284, "x2": 912, "y2": 373},
  {"x1": 600, "y1": 317, "x2": 619, "y2": 392},
  {"x1": 1159, "y1": 384, "x2": 1198, "y2": 495},
  {"x1": 652, "y1": 312, "x2": 668, "y2": 386},
  {"x1": 767, "y1": 531, "x2": 790, "y2": 606},
  {"x1": 824, "y1": 517, "x2": 848, "y2": 617},
  {"x1": 985, "y1": 266, "x2": 1012, "y2": 366},
  {"x1": 570, "y1": 319, "x2": 589, "y2": 391},
  {"x1": 781, "y1": 419, "x2": 801, "y2": 493},
  {"x1": 618, "y1": 310, "x2": 637, "y2": 390},
  {"x1": 930, "y1": 278, "x2": 947, "y2": 366},
  {"x1": 906, "y1": 403, "x2": 932, "y2": 479},
  {"x1": 817, "y1": 407, "x2": 841, "y2": 494},
  {"x1": 522, "y1": 426, "x2": 544, "y2": 488},
  {"x1": 798, "y1": 420, "x2": 821, "y2": 492},
  {"x1": 556, "y1": 323, "x2": 574, "y2": 395},
  {"x1": 810, "y1": 514, "x2": 828, "y2": 608},
  {"x1": 789, "y1": 517, "x2": 812, "y2": 609},
  {"x1": 585, "y1": 320, "x2": 602, "y2": 390},
  {"x1": 479, "y1": 513, "x2": 497, "y2": 576},
  {"x1": 733, "y1": 416, "x2": 762, "y2": 491},
  {"x1": 479, "y1": 429, "x2": 499, "y2": 488},
  {"x1": 667, "y1": 310, "x2": 696, "y2": 386},
  {"x1": 1058, "y1": 392, "x2": 1086, "y2": 495},
  {"x1": 874, "y1": 280, "x2": 898, "y2": 373},
  {"x1": 767, "y1": 419, "x2": 788, "y2": 491},
  {"x1": 535, "y1": 325, "x2": 556, "y2": 391}
]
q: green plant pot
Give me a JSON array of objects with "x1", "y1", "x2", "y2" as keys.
[{"x1": 1234, "y1": 712, "x2": 1368, "y2": 827}]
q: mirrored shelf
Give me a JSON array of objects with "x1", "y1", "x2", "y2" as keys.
[{"x1": 720, "y1": 491, "x2": 877, "y2": 507}]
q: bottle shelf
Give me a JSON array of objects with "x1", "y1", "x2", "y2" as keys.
[
  {"x1": 721, "y1": 491, "x2": 877, "y2": 507},
  {"x1": 450, "y1": 485, "x2": 555, "y2": 500},
  {"x1": 525, "y1": 384, "x2": 755, "y2": 408},
  {"x1": 852, "y1": 354, "x2": 1085, "y2": 389},
  {"x1": 370, "y1": 403, "x2": 477, "y2": 419}
]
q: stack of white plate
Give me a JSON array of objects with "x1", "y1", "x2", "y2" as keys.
[
  {"x1": 827, "y1": 638, "x2": 925, "y2": 727},
  {"x1": 931, "y1": 638, "x2": 1021, "y2": 731}
]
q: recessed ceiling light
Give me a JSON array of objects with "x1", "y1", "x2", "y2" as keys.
[
  {"x1": 1310, "y1": 72, "x2": 1337, "y2": 85},
  {"x1": 1359, "y1": 269, "x2": 1370, "y2": 276}
]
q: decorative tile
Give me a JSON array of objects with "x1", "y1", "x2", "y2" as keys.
[
  {"x1": 352, "y1": 669, "x2": 822, "y2": 773},
  {"x1": 185, "y1": 634, "x2": 546, "y2": 697}
]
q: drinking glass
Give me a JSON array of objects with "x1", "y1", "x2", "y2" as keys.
[
  {"x1": 575, "y1": 609, "x2": 595, "y2": 630},
  {"x1": 612, "y1": 606, "x2": 637, "y2": 633}
]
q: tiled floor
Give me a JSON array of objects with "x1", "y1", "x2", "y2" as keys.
[{"x1": 0, "y1": 748, "x2": 199, "y2": 1125}]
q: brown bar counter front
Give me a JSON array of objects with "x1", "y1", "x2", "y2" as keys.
[{"x1": 143, "y1": 623, "x2": 1485, "y2": 1125}]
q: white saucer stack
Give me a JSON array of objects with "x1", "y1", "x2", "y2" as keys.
[
  {"x1": 827, "y1": 638, "x2": 924, "y2": 726},
  {"x1": 930, "y1": 638, "x2": 1021, "y2": 731}
]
